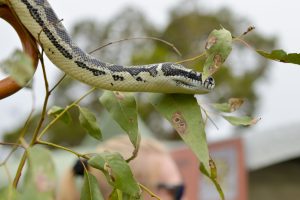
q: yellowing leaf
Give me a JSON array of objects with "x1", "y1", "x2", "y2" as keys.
[
  {"x1": 81, "y1": 171, "x2": 104, "y2": 200},
  {"x1": 0, "y1": 49, "x2": 34, "y2": 86},
  {"x1": 223, "y1": 115, "x2": 261, "y2": 126},
  {"x1": 79, "y1": 107, "x2": 102, "y2": 140}
]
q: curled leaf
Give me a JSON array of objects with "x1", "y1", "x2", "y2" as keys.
[
  {"x1": 0, "y1": 49, "x2": 34, "y2": 86},
  {"x1": 223, "y1": 115, "x2": 261, "y2": 126},
  {"x1": 79, "y1": 107, "x2": 102, "y2": 140}
]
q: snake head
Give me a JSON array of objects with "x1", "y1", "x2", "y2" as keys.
[{"x1": 161, "y1": 63, "x2": 215, "y2": 94}]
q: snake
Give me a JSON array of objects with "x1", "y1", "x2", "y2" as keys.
[{"x1": 2, "y1": 0, "x2": 215, "y2": 94}]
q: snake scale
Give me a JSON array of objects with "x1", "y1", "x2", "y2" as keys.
[{"x1": 4, "y1": 0, "x2": 215, "y2": 94}]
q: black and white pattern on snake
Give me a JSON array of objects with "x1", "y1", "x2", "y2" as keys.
[{"x1": 11, "y1": 0, "x2": 215, "y2": 93}]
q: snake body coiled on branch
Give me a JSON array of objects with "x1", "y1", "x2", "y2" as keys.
[{"x1": 6, "y1": 0, "x2": 215, "y2": 94}]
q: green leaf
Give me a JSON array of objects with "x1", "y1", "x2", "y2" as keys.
[
  {"x1": 109, "y1": 189, "x2": 139, "y2": 200},
  {"x1": 212, "y1": 103, "x2": 231, "y2": 113},
  {"x1": 203, "y1": 28, "x2": 232, "y2": 79},
  {"x1": 257, "y1": 49, "x2": 300, "y2": 65},
  {"x1": 88, "y1": 152, "x2": 141, "y2": 198},
  {"x1": 81, "y1": 171, "x2": 104, "y2": 200},
  {"x1": 200, "y1": 163, "x2": 225, "y2": 200},
  {"x1": 0, "y1": 186, "x2": 20, "y2": 200},
  {"x1": 22, "y1": 146, "x2": 56, "y2": 200},
  {"x1": 108, "y1": 189, "x2": 121, "y2": 200},
  {"x1": 149, "y1": 94, "x2": 210, "y2": 171},
  {"x1": 213, "y1": 98, "x2": 244, "y2": 113},
  {"x1": 0, "y1": 49, "x2": 34, "y2": 86},
  {"x1": 79, "y1": 107, "x2": 102, "y2": 140},
  {"x1": 47, "y1": 106, "x2": 72, "y2": 124},
  {"x1": 99, "y1": 91, "x2": 140, "y2": 149},
  {"x1": 223, "y1": 115, "x2": 261, "y2": 126}
]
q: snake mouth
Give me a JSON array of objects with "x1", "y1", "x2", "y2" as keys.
[{"x1": 174, "y1": 76, "x2": 215, "y2": 92}]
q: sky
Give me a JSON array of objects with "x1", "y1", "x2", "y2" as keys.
[{"x1": 1, "y1": 0, "x2": 300, "y2": 140}]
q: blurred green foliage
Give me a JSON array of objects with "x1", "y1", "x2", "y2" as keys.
[{"x1": 4, "y1": 3, "x2": 275, "y2": 145}]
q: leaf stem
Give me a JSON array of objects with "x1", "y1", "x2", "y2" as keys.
[
  {"x1": 37, "y1": 140, "x2": 89, "y2": 159},
  {"x1": 37, "y1": 87, "x2": 96, "y2": 140},
  {"x1": 49, "y1": 73, "x2": 66, "y2": 94},
  {"x1": 12, "y1": 152, "x2": 27, "y2": 188},
  {"x1": 89, "y1": 36, "x2": 182, "y2": 57},
  {"x1": 175, "y1": 51, "x2": 206, "y2": 64},
  {"x1": 139, "y1": 183, "x2": 161, "y2": 200}
]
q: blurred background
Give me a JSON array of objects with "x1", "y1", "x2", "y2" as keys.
[{"x1": 1, "y1": 0, "x2": 300, "y2": 199}]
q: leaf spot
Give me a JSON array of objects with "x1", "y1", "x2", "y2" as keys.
[
  {"x1": 172, "y1": 112, "x2": 187, "y2": 134},
  {"x1": 205, "y1": 36, "x2": 218, "y2": 50},
  {"x1": 114, "y1": 91, "x2": 125, "y2": 100}
]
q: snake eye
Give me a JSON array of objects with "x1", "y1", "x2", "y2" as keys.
[
  {"x1": 208, "y1": 77, "x2": 214, "y2": 84},
  {"x1": 203, "y1": 76, "x2": 215, "y2": 89}
]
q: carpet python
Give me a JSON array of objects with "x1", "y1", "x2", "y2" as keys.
[{"x1": 5, "y1": 0, "x2": 215, "y2": 94}]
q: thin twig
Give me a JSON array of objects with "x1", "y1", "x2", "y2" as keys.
[
  {"x1": 37, "y1": 87, "x2": 96, "y2": 140},
  {"x1": 37, "y1": 140, "x2": 89, "y2": 159},
  {"x1": 3, "y1": 164, "x2": 13, "y2": 184},
  {"x1": 18, "y1": 88, "x2": 36, "y2": 139},
  {"x1": 13, "y1": 49, "x2": 48, "y2": 188},
  {"x1": 175, "y1": 52, "x2": 206, "y2": 64},
  {"x1": 89, "y1": 36, "x2": 182, "y2": 57},
  {"x1": 12, "y1": 152, "x2": 27, "y2": 188},
  {"x1": 232, "y1": 25, "x2": 255, "y2": 50},
  {"x1": 0, "y1": 146, "x2": 20, "y2": 166},
  {"x1": 49, "y1": 73, "x2": 67, "y2": 94},
  {"x1": 200, "y1": 105, "x2": 219, "y2": 130},
  {"x1": 241, "y1": 25, "x2": 255, "y2": 36},
  {"x1": 139, "y1": 183, "x2": 161, "y2": 200},
  {"x1": 233, "y1": 37, "x2": 255, "y2": 50},
  {"x1": 30, "y1": 49, "x2": 49, "y2": 144},
  {"x1": 0, "y1": 142, "x2": 24, "y2": 148}
]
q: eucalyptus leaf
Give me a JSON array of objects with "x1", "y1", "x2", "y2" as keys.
[
  {"x1": 79, "y1": 107, "x2": 102, "y2": 140},
  {"x1": 149, "y1": 94, "x2": 210, "y2": 171},
  {"x1": 109, "y1": 189, "x2": 140, "y2": 200},
  {"x1": 0, "y1": 49, "x2": 34, "y2": 86},
  {"x1": 213, "y1": 98, "x2": 244, "y2": 113},
  {"x1": 48, "y1": 106, "x2": 72, "y2": 124},
  {"x1": 203, "y1": 28, "x2": 232, "y2": 79},
  {"x1": 223, "y1": 115, "x2": 261, "y2": 126},
  {"x1": 99, "y1": 91, "x2": 140, "y2": 149},
  {"x1": 80, "y1": 171, "x2": 104, "y2": 200},
  {"x1": 88, "y1": 152, "x2": 141, "y2": 198},
  {"x1": 257, "y1": 49, "x2": 300, "y2": 65},
  {"x1": 22, "y1": 146, "x2": 56, "y2": 200}
]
